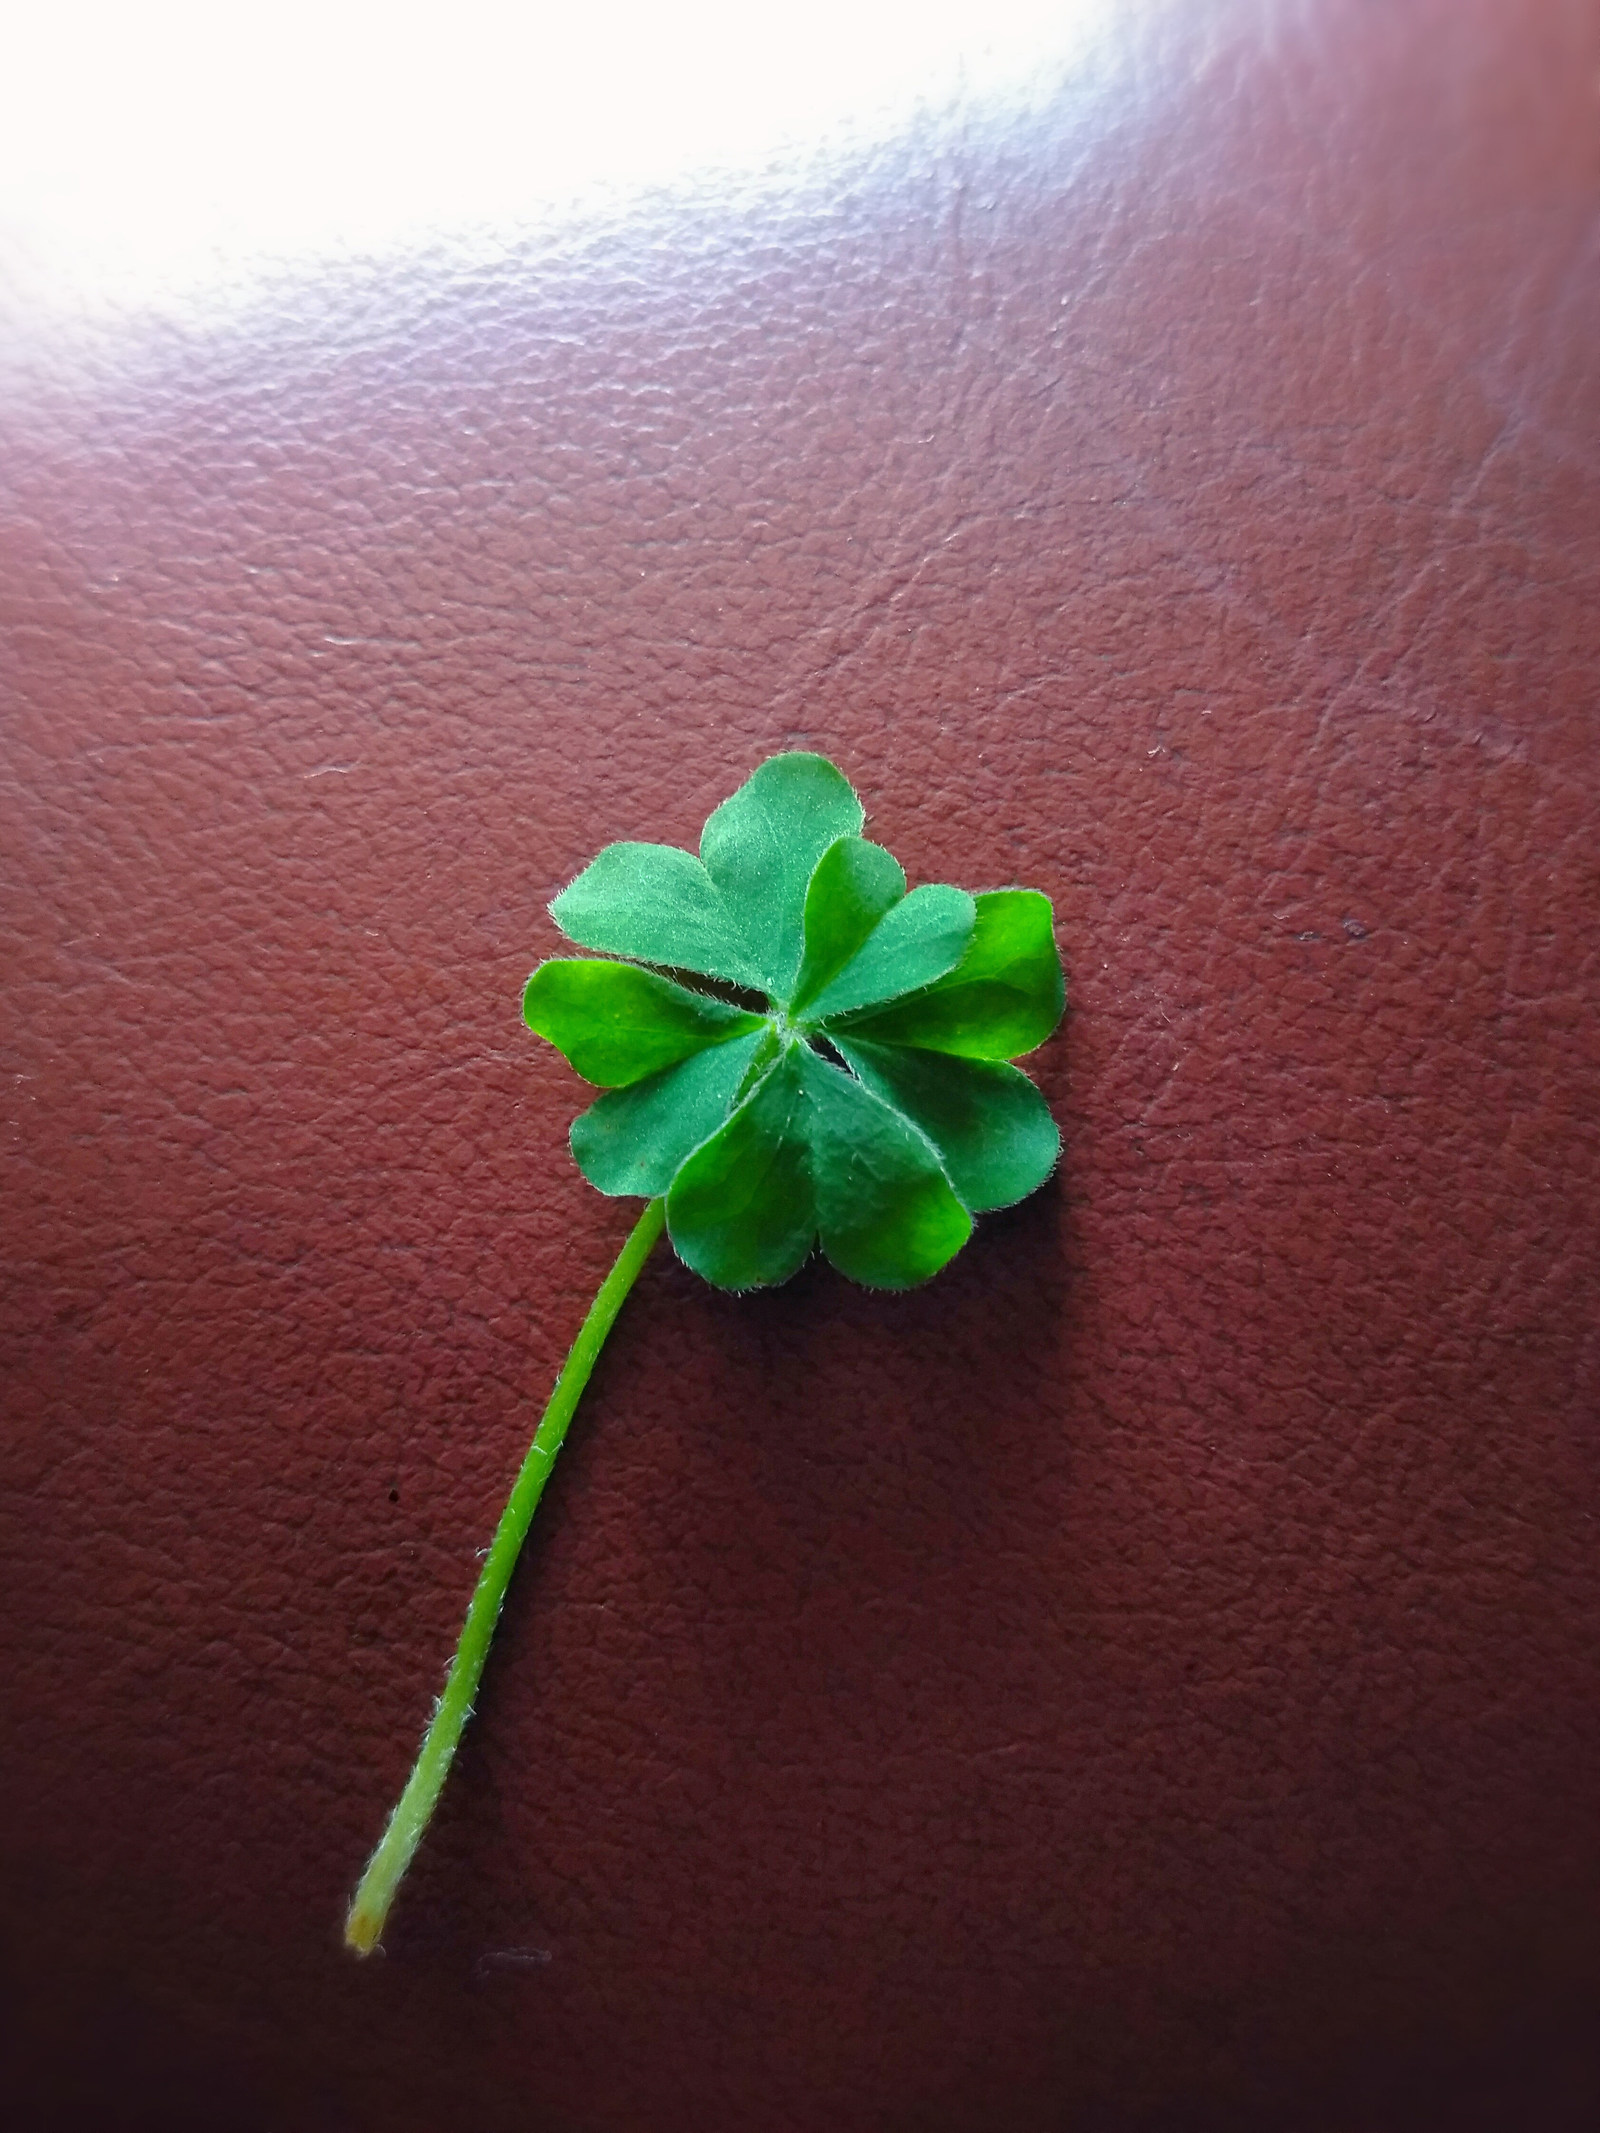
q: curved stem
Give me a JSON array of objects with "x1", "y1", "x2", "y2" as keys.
[{"x1": 345, "y1": 1195, "x2": 667, "y2": 1955}]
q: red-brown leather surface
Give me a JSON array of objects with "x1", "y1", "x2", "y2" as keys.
[{"x1": 4, "y1": 3, "x2": 1598, "y2": 2127}]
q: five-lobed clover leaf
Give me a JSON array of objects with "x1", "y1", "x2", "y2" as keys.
[
  {"x1": 346, "y1": 753, "x2": 1068, "y2": 1955},
  {"x1": 523, "y1": 754, "x2": 1065, "y2": 1291}
]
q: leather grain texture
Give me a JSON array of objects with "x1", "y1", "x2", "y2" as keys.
[{"x1": 3, "y1": 2, "x2": 1598, "y2": 2127}]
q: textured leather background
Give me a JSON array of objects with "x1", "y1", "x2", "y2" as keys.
[{"x1": 4, "y1": 2, "x2": 1598, "y2": 2127}]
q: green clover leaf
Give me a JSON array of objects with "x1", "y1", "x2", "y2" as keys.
[
  {"x1": 345, "y1": 754, "x2": 1064, "y2": 1955},
  {"x1": 524, "y1": 752, "x2": 1065, "y2": 1291}
]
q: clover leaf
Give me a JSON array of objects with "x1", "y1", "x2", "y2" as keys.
[
  {"x1": 345, "y1": 754, "x2": 1064, "y2": 1954},
  {"x1": 523, "y1": 752, "x2": 1064, "y2": 1290}
]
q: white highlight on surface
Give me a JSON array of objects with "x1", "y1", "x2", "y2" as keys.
[{"x1": 1, "y1": 1, "x2": 1112, "y2": 316}]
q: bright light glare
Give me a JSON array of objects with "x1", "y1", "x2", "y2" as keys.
[{"x1": 2, "y1": 1, "x2": 1111, "y2": 319}]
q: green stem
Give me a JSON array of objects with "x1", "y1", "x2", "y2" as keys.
[{"x1": 345, "y1": 1195, "x2": 667, "y2": 1955}]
